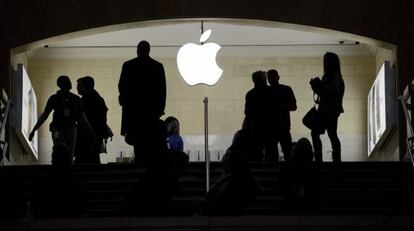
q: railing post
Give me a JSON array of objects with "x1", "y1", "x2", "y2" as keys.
[
  {"x1": 399, "y1": 95, "x2": 414, "y2": 168},
  {"x1": 203, "y1": 97, "x2": 210, "y2": 192},
  {"x1": 0, "y1": 99, "x2": 11, "y2": 166}
]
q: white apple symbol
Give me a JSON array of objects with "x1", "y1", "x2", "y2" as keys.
[{"x1": 177, "y1": 29, "x2": 223, "y2": 86}]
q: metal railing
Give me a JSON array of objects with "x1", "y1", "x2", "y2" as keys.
[
  {"x1": 0, "y1": 91, "x2": 11, "y2": 166},
  {"x1": 203, "y1": 97, "x2": 210, "y2": 192},
  {"x1": 399, "y1": 94, "x2": 414, "y2": 168}
]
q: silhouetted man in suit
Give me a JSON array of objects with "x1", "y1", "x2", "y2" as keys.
[
  {"x1": 118, "y1": 40, "x2": 167, "y2": 164},
  {"x1": 267, "y1": 69, "x2": 297, "y2": 162}
]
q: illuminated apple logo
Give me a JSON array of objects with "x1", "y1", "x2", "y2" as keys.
[{"x1": 177, "y1": 30, "x2": 223, "y2": 86}]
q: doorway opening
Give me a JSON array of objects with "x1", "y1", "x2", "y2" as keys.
[{"x1": 10, "y1": 19, "x2": 396, "y2": 164}]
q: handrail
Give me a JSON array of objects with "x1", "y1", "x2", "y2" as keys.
[
  {"x1": 203, "y1": 97, "x2": 210, "y2": 192},
  {"x1": 399, "y1": 95, "x2": 414, "y2": 168},
  {"x1": 0, "y1": 99, "x2": 11, "y2": 137},
  {"x1": 0, "y1": 99, "x2": 11, "y2": 166}
]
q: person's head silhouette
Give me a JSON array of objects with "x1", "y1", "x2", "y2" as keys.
[
  {"x1": 165, "y1": 116, "x2": 180, "y2": 135},
  {"x1": 323, "y1": 52, "x2": 341, "y2": 76},
  {"x1": 137, "y1": 40, "x2": 150, "y2": 57},
  {"x1": 251, "y1": 71, "x2": 267, "y2": 87},
  {"x1": 76, "y1": 76, "x2": 94, "y2": 96},
  {"x1": 267, "y1": 69, "x2": 280, "y2": 86},
  {"x1": 291, "y1": 137, "x2": 314, "y2": 164},
  {"x1": 57, "y1": 76, "x2": 72, "y2": 92}
]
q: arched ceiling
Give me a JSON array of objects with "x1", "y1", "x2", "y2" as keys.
[{"x1": 31, "y1": 21, "x2": 373, "y2": 59}]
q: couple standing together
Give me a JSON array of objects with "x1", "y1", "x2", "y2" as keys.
[{"x1": 244, "y1": 52, "x2": 344, "y2": 163}]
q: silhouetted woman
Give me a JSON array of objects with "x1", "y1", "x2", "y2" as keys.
[{"x1": 309, "y1": 52, "x2": 345, "y2": 162}]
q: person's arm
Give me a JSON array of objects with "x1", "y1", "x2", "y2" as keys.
[
  {"x1": 178, "y1": 136, "x2": 184, "y2": 152},
  {"x1": 29, "y1": 111, "x2": 50, "y2": 141},
  {"x1": 77, "y1": 97, "x2": 97, "y2": 142},
  {"x1": 118, "y1": 62, "x2": 128, "y2": 106},
  {"x1": 118, "y1": 63, "x2": 127, "y2": 136},
  {"x1": 96, "y1": 95, "x2": 109, "y2": 137},
  {"x1": 79, "y1": 112, "x2": 97, "y2": 143},
  {"x1": 29, "y1": 95, "x2": 55, "y2": 141},
  {"x1": 158, "y1": 64, "x2": 167, "y2": 117},
  {"x1": 283, "y1": 87, "x2": 297, "y2": 111},
  {"x1": 310, "y1": 77, "x2": 323, "y2": 95},
  {"x1": 29, "y1": 95, "x2": 56, "y2": 141},
  {"x1": 244, "y1": 92, "x2": 252, "y2": 117}
]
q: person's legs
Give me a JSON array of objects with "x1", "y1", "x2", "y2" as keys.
[
  {"x1": 279, "y1": 129, "x2": 293, "y2": 161},
  {"x1": 133, "y1": 144, "x2": 146, "y2": 164},
  {"x1": 133, "y1": 119, "x2": 168, "y2": 166},
  {"x1": 92, "y1": 141, "x2": 102, "y2": 164},
  {"x1": 130, "y1": 123, "x2": 150, "y2": 165},
  {"x1": 74, "y1": 129, "x2": 87, "y2": 164},
  {"x1": 264, "y1": 132, "x2": 279, "y2": 162},
  {"x1": 63, "y1": 127, "x2": 77, "y2": 164},
  {"x1": 246, "y1": 123, "x2": 265, "y2": 162},
  {"x1": 133, "y1": 135, "x2": 152, "y2": 165},
  {"x1": 311, "y1": 131, "x2": 323, "y2": 163},
  {"x1": 326, "y1": 114, "x2": 341, "y2": 162},
  {"x1": 51, "y1": 127, "x2": 76, "y2": 164}
]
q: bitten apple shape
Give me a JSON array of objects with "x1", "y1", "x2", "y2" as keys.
[{"x1": 177, "y1": 30, "x2": 223, "y2": 86}]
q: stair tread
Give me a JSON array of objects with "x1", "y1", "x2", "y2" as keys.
[{"x1": 2, "y1": 161, "x2": 414, "y2": 218}]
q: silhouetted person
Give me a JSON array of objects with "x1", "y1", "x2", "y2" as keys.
[
  {"x1": 201, "y1": 145, "x2": 260, "y2": 216},
  {"x1": 75, "y1": 76, "x2": 108, "y2": 164},
  {"x1": 231, "y1": 118, "x2": 250, "y2": 151},
  {"x1": 279, "y1": 138, "x2": 321, "y2": 213},
  {"x1": 165, "y1": 116, "x2": 184, "y2": 152},
  {"x1": 118, "y1": 40, "x2": 167, "y2": 164},
  {"x1": 244, "y1": 71, "x2": 272, "y2": 161},
  {"x1": 0, "y1": 169, "x2": 20, "y2": 219},
  {"x1": 168, "y1": 147, "x2": 189, "y2": 181},
  {"x1": 29, "y1": 76, "x2": 87, "y2": 164},
  {"x1": 266, "y1": 69, "x2": 297, "y2": 162},
  {"x1": 121, "y1": 148, "x2": 189, "y2": 216},
  {"x1": 309, "y1": 52, "x2": 345, "y2": 162},
  {"x1": 31, "y1": 145, "x2": 85, "y2": 218},
  {"x1": 164, "y1": 116, "x2": 189, "y2": 199}
]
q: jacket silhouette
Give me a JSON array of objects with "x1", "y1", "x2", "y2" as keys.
[
  {"x1": 75, "y1": 76, "x2": 108, "y2": 164},
  {"x1": 310, "y1": 52, "x2": 345, "y2": 162},
  {"x1": 244, "y1": 71, "x2": 273, "y2": 161},
  {"x1": 118, "y1": 40, "x2": 167, "y2": 163}
]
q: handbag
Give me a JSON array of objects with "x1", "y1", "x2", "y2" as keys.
[
  {"x1": 102, "y1": 124, "x2": 113, "y2": 140},
  {"x1": 302, "y1": 93, "x2": 325, "y2": 134},
  {"x1": 100, "y1": 124, "x2": 113, "y2": 153}
]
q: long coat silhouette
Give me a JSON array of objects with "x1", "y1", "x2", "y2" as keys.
[
  {"x1": 118, "y1": 41, "x2": 167, "y2": 162},
  {"x1": 119, "y1": 56, "x2": 166, "y2": 134}
]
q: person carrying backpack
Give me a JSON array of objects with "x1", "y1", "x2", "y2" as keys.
[
  {"x1": 75, "y1": 76, "x2": 110, "y2": 164},
  {"x1": 29, "y1": 75, "x2": 92, "y2": 164}
]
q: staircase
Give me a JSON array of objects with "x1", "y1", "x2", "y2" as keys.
[{"x1": 1, "y1": 161, "x2": 414, "y2": 230}]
